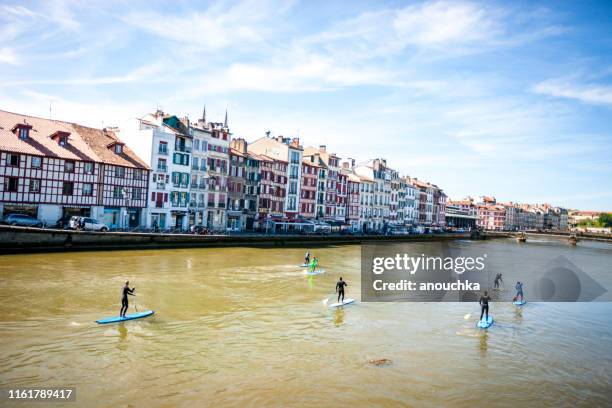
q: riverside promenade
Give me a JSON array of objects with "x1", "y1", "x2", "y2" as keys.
[{"x1": 0, "y1": 225, "x2": 504, "y2": 255}]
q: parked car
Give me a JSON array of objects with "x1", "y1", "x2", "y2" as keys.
[
  {"x1": 3, "y1": 213, "x2": 43, "y2": 227},
  {"x1": 69, "y1": 216, "x2": 108, "y2": 232}
]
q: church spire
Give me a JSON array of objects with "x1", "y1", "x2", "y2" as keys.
[
  {"x1": 201, "y1": 105, "x2": 206, "y2": 123},
  {"x1": 224, "y1": 109, "x2": 228, "y2": 128}
]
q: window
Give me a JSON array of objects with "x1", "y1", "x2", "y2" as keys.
[
  {"x1": 84, "y1": 162, "x2": 94, "y2": 174},
  {"x1": 115, "y1": 166, "x2": 125, "y2": 178},
  {"x1": 132, "y1": 188, "x2": 141, "y2": 200},
  {"x1": 113, "y1": 186, "x2": 123, "y2": 198},
  {"x1": 64, "y1": 160, "x2": 75, "y2": 172},
  {"x1": 5, "y1": 177, "x2": 18, "y2": 192},
  {"x1": 29, "y1": 179, "x2": 41, "y2": 192},
  {"x1": 63, "y1": 181, "x2": 74, "y2": 195},
  {"x1": 114, "y1": 144, "x2": 123, "y2": 154},
  {"x1": 290, "y1": 151, "x2": 300, "y2": 164},
  {"x1": 158, "y1": 141, "x2": 168, "y2": 155},
  {"x1": 7, "y1": 153, "x2": 19, "y2": 167},
  {"x1": 157, "y1": 158, "x2": 167, "y2": 172},
  {"x1": 133, "y1": 169, "x2": 142, "y2": 179},
  {"x1": 31, "y1": 156, "x2": 42, "y2": 168},
  {"x1": 82, "y1": 183, "x2": 93, "y2": 196},
  {"x1": 59, "y1": 136, "x2": 68, "y2": 146},
  {"x1": 18, "y1": 127, "x2": 29, "y2": 140}
]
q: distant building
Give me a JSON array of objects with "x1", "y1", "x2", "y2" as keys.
[
  {"x1": 299, "y1": 156, "x2": 319, "y2": 220},
  {"x1": 249, "y1": 135, "x2": 303, "y2": 222}
]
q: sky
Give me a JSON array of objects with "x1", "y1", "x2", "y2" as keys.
[{"x1": 0, "y1": 0, "x2": 611, "y2": 210}]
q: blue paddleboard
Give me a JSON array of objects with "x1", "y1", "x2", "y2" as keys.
[
  {"x1": 329, "y1": 298, "x2": 355, "y2": 308},
  {"x1": 477, "y1": 315, "x2": 493, "y2": 329},
  {"x1": 96, "y1": 310, "x2": 155, "y2": 324},
  {"x1": 513, "y1": 300, "x2": 526, "y2": 306}
]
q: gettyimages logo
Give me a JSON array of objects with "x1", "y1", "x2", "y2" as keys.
[
  {"x1": 361, "y1": 243, "x2": 608, "y2": 302},
  {"x1": 533, "y1": 256, "x2": 606, "y2": 302}
]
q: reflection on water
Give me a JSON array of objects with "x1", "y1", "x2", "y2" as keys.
[
  {"x1": 333, "y1": 308, "x2": 345, "y2": 326},
  {"x1": 0, "y1": 239, "x2": 611, "y2": 407},
  {"x1": 479, "y1": 331, "x2": 489, "y2": 355}
]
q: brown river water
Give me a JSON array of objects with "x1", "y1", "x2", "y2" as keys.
[{"x1": 1, "y1": 238, "x2": 611, "y2": 407}]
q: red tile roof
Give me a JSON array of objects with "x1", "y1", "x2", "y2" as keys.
[{"x1": 0, "y1": 109, "x2": 149, "y2": 169}]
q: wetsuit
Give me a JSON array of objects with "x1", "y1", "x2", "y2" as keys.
[
  {"x1": 120, "y1": 286, "x2": 135, "y2": 317},
  {"x1": 336, "y1": 280, "x2": 347, "y2": 303},
  {"x1": 479, "y1": 295, "x2": 491, "y2": 321},
  {"x1": 305, "y1": 252, "x2": 310, "y2": 265},
  {"x1": 515, "y1": 282, "x2": 524, "y2": 300},
  {"x1": 494, "y1": 274, "x2": 503, "y2": 289}
]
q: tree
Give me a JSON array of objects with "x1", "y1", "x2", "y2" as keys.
[{"x1": 599, "y1": 213, "x2": 612, "y2": 228}]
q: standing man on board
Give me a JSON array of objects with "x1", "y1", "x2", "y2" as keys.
[
  {"x1": 494, "y1": 273, "x2": 503, "y2": 289},
  {"x1": 304, "y1": 250, "x2": 311, "y2": 266},
  {"x1": 515, "y1": 281, "x2": 524, "y2": 302},
  {"x1": 120, "y1": 281, "x2": 136, "y2": 318},
  {"x1": 479, "y1": 291, "x2": 491, "y2": 322},
  {"x1": 336, "y1": 277, "x2": 348, "y2": 303}
]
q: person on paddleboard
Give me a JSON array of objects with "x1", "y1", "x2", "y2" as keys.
[
  {"x1": 120, "y1": 281, "x2": 136, "y2": 318},
  {"x1": 336, "y1": 277, "x2": 347, "y2": 303},
  {"x1": 493, "y1": 273, "x2": 503, "y2": 289},
  {"x1": 309, "y1": 257, "x2": 319, "y2": 273},
  {"x1": 515, "y1": 281, "x2": 524, "y2": 302},
  {"x1": 479, "y1": 291, "x2": 491, "y2": 322},
  {"x1": 305, "y1": 250, "x2": 311, "y2": 266}
]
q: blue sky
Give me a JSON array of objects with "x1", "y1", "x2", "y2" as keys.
[{"x1": 1, "y1": 0, "x2": 611, "y2": 210}]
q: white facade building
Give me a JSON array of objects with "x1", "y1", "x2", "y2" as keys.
[{"x1": 118, "y1": 112, "x2": 192, "y2": 230}]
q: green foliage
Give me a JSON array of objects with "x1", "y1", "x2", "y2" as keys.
[{"x1": 599, "y1": 213, "x2": 612, "y2": 228}]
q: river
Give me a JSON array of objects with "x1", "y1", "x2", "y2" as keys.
[{"x1": 1, "y1": 238, "x2": 611, "y2": 407}]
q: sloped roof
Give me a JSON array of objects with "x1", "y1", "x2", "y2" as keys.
[{"x1": 0, "y1": 109, "x2": 149, "y2": 169}]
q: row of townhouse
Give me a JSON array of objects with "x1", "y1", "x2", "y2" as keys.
[
  {"x1": 444, "y1": 196, "x2": 570, "y2": 231},
  {"x1": 1, "y1": 108, "x2": 448, "y2": 233}
]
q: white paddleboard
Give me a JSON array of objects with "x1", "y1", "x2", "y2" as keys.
[
  {"x1": 305, "y1": 269, "x2": 325, "y2": 275},
  {"x1": 476, "y1": 315, "x2": 493, "y2": 329},
  {"x1": 298, "y1": 264, "x2": 309, "y2": 267},
  {"x1": 329, "y1": 298, "x2": 355, "y2": 308},
  {"x1": 513, "y1": 299, "x2": 526, "y2": 306}
]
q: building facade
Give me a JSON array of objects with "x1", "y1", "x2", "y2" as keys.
[{"x1": 1, "y1": 109, "x2": 149, "y2": 228}]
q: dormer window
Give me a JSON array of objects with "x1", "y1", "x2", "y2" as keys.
[
  {"x1": 108, "y1": 141, "x2": 125, "y2": 155},
  {"x1": 51, "y1": 131, "x2": 71, "y2": 146},
  {"x1": 12, "y1": 123, "x2": 33, "y2": 140}
]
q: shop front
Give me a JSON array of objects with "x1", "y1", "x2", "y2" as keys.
[
  {"x1": 101, "y1": 207, "x2": 121, "y2": 229},
  {"x1": 2, "y1": 204, "x2": 38, "y2": 218}
]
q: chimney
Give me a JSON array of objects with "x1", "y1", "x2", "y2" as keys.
[
  {"x1": 230, "y1": 138, "x2": 247, "y2": 154},
  {"x1": 291, "y1": 137, "x2": 300, "y2": 148},
  {"x1": 276, "y1": 135, "x2": 284, "y2": 143},
  {"x1": 319, "y1": 145, "x2": 326, "y2": 153}
]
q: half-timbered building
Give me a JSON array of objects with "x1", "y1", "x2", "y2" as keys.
[{"x1": 0, "y1": 109, "x2": 149, "y2": 227}]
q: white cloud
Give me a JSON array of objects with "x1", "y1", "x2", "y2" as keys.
[
  {"x1": 121, "y1": 0, "x2": 293, "y2": 52},
  {"x1": 0, "y1": 48, "x2": 18, "y2": 65},
  {"x1": 533, "y1": 79, "x2": 612, "y2": 106}
]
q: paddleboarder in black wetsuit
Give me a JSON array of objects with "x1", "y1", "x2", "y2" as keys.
[
  {"x1": 120, "y1": 281, "x2": 135, "y2": 317},
  {"x1": 479, "y1": 291, "x2": 491, "y2": 322},
  {"x1": 336, "y1": 277, "x2": 347, "y2": 303}
]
